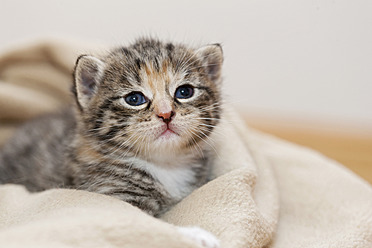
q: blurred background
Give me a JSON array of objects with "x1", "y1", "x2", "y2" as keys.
[{"x1": 0, "y1": 0, "x2": 371, "y2": 182}]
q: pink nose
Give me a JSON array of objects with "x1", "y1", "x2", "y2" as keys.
[{"x1": 157, "y1": 111, "x2": 175, "y2": 124}]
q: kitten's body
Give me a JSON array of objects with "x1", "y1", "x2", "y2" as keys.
[
  {"x1": 0, "y1": 109, "x2": 75, "y2": 191},
  {"x1": 0, "y1": 38, "x2": 224, "y2": 216}
]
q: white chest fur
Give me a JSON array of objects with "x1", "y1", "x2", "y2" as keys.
[
  {"x1": 126, "y1": 157, "x2": 198, "y2": 201},
  {"x1": 146, "y1": 164, "x2": 196, "y2": 200}
]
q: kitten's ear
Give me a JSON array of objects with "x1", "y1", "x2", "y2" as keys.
[
  {"x1": 73, "y1": 55, "x2": 105, "y2": 110},
  {"x1": 195, "y1": 44, "x2": 223, "y2": 82}
]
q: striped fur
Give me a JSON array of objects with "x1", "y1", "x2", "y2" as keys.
[{"x1": 0, "y1": 38, "x2": 223, "y2": 216}]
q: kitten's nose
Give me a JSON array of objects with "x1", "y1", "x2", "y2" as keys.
[{"x1": 157, "y1": 111, "x2": 175, "y2": 124}]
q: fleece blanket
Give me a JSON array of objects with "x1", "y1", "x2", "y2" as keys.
[{"x1": 0, "y1": 40, "x2": 371, "y2": 248}]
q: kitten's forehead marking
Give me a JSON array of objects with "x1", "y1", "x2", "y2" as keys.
[{"x1": 140, "y1": 59, "x2": 177, "y2": 101}]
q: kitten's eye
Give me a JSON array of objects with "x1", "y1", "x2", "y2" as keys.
[
  {"x1": 175, "y1": 85, "x2": 194, "y2": 99},
  {"x1": 124, "y1": 92, "x2": 147, "y2": 106}
]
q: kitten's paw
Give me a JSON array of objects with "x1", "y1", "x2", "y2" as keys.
[{"x1": 177, "y1": 226, "x2": 220, "y2": 248}]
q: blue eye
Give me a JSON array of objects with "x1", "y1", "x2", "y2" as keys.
[
  {"x1": 175, "y1": 85, "x2": 194, "y2": 99},
  {"x1": 124, "y1": 92, "x2": 147, "y2": 106}
]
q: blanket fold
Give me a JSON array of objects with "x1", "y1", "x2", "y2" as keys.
[{"x1": 0, "y1": 40, "x2": 371, "y2": 248}]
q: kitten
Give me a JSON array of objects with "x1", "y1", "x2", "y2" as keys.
[
  {"x1": 1, "y1": 37, "x2": 261, "y2": 247},
  {"x1": 0, "y1": 38, "x2": 227, "y2": 246}
]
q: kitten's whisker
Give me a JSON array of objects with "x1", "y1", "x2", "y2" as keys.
[
  {"x1": 195, "y1": 117, "x2": 233, "y2": 125},
  {"x1": 198, "y1": 106, "x2": 221, "y2": 112},
  {"x1": 198, "y1": 123, "x2": 218, "y2": 129},
  {"x1": 188, "y1": 126, "x2": 217, "y2": 155},
  {"x1": 194, "y1": 117, "x2": 221, "y2": 121},
  {"x1": 114, "y1": 134, "x2": 140, "y2": 159},
  {"x1": 195, "y1": 128, "x2": 222, "y2": 160},
  {"x1": 85, "y1": 130, "x2": 137, "y2": 160},
  {"x1": 81, "y1": 135, "x2": 132, "y2": 156},
  {"x1": 88, "y1": 124, "x2": 128, "y2": 132},
  {"x1": 199, "y1": 126, "x2": 226, "y2": 138},
  {"x1": 198, "y1": 103, "x2": 221, "y2": 110},
  {"x1": 101, "y1": 133, "x2": 141, "y2": 179},
  {"x1": 109, "y1": 138, "x2": 135, "y2": 158},
  {"x1": 128, "y1": 134, "x2": 146, "y2": 168},
  {"x1": 185, "y1": 129, "x2": 205, "y2": 158}
]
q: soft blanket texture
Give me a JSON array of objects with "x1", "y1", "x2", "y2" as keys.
[{"x1": 0, "y1": 40, "x2": 371, "y2": 248}]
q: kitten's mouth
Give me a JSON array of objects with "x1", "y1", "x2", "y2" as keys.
[{"x1": 158, "y1": 127, "x2": 179, "y2": 139}]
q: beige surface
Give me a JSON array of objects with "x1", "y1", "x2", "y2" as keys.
[
  {"x1": 0, "y1": 40, "x2": 371, "y2": 248},
  {"x1": 246, "y1": 117, "x2": 372, "y2": 184}
]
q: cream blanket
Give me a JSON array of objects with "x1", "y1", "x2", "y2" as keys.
[{"x1": 0, "y1": 40, "x2": 371, "y2": 248}]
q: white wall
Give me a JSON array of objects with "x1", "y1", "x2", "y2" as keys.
[{"x1": 1, "y1": 0, "x2": 371, "y2": 129}]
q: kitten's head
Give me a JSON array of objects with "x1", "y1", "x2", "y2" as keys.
[{"x1": 73, "y1": 38, "x2": 223, "y2": 161}]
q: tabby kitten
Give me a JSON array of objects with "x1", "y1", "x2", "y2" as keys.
[{"x1": 0, "y1": 38, "x2": 224, "y2": 217}]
